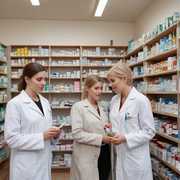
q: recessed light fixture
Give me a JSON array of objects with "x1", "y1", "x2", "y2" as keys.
[
  {"x1": 94, "y1": 0, "x2": 108, "y2": 17},
  {"x1": 30, "y1": 0, "x2": 40, "y2": 6}
]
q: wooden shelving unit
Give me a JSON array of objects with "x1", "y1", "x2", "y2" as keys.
[
  {"x1": 9, "y1": 45, "x2": 127, "y2": 174},
  {"x1": 151, "y1": 153, "x2": 180, "y2": 176},
  {"x1": 126, "y1": 22, "x2": 180, "y2": 178},
  {"x1": 0, "y1": 42, "x2": 10, "y2": 178}
]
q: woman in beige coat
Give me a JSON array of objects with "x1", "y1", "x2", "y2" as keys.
[{"x1": 70, "y1": 75, "x2": 112, "y2": 180}]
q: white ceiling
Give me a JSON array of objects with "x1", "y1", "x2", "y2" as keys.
[{"x1": 0, "y1": 0, "x2": 153, "y2": 22}]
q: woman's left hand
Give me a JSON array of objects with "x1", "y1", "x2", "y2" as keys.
[{"x1": 110, "y1": 133, "x2": 126, "y2": 145}]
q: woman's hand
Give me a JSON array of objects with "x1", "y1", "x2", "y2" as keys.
[
  {"x1": 43, "y1": 127, "x2": 61, "y2": 141},
  {"x1": 102, "y1": 135, "x2": 112, "y2": 144},
  {"x1": 110, "y1": 133, "x2": 126, "y2": 145}
]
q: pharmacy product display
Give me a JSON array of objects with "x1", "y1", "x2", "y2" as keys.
[
  {"x1": 150, "y1": 139, "x2": 180, "y2": 175},
  {"x1": 10, "y1": 45, "x2": 127, "y2": 172},
  {"x1": 0, "y1": 43, "x2": 10, "y2": 168},
  {"x1": 127, "y1": 12, "x2": 180, "y2": 54},
  {"x1": 126, "y1": 13, "x2": 180, "y2": 178},
  {"x1": 152, "y1": 157, "x2": 180, "y2": 179}
]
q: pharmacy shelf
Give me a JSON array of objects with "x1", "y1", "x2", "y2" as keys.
[
  {"x1": 42, "y1": 91, "x2": 81, "y2": 94},
  {"x1": 11, "y1": 91, "x2": 82, "y2": 94},
  {"x1": 82, "y1": 65, "x2": 113, "y2": 68},
  {"x1": 82, "y1": 76, "x2": 107, "y2": 79},
  {"x1": 50, "y1": 65, "x2": 80, "y2": 68},
  {"x1": 50, "y1": 77, "x2": 80, "y2": 80},
  {"x1": 153, "y1": 170, "x2": 168, "y2": 180},
  {"x1": 0, "y1": 142, "x2": 6, "y2": 149},
  {"x1": 51, "y1": 106, "x2": 71, "y2": 110},
  {"x1": 151, "y1": 153, "x2": 180, "y2": 176},
  {"x1": 11, "y1": 56, "x2": 49, "y2": 59},
  {"x1": 51, "y1": 166, "x2": 70, "y2": 171},
  {"x1": 133, "y1": 75, "x2": 144, "y2": 80},
  {"x1": 59, "y1": 139, "x2": 73, "y2": 141},
  {"x1": 52, "y1": 150, "x2": 72, "y2": 154},
  {"x1": 82, "y1": 45, "x2": 127, "y2": 48},
  {"x1": 126, "y1": 23, "x2": 177, "y2": 59},
  {"x1": 129, "y1": 49, "x2": 176, "y2": 68},
  {"x1": 0, "y1": 101, "x2": 7, "y2": 104},
  {"x1": 0, "y1": 86, "x2": 7, "y2": 89},
  {"x1": 156, "y1": 132, "x2": 179, "y2": 143},
  {"x1": 145, "y1": 91, "x2": 177, "y2": 95},
  {"x1": 145, "y1": 69, "x2": 177, "y2": 78},
  {"x1": 0, "y1": 58, "x2": 7, "y2": 64},
  {"x1": 126, "y1": 45, "x2": 144, "y2": 58},
  {"x1": 11, "y1": 77, "x2": 20, "y2": 80},
  {"x1": 153, "y1": 110, "x2": 178, "y2": 118},
  {"x1": 145, "y1": 23, "x2": 177, "y2": 46},
  {"x1": 0, "y1": 157, "x2": 8, "y2": 166},
  {"x1": 51, "y1": 55, "x2": 80, "y2": 58},
  {"x1": 143, "y1": 48, "x2": 177, "y2": 63},
  {"x1": 0, "y1": 72, "x2": 7, "y2": 75},
  {"x1": 129, "y1": 61, "x2": 144, "y2": 67},
  {"x1": 11, "y1": 65, "x2": 49, "y2": 68},
  {"x1": 82, "y1": 56, "x2": 123, "y2": 59}
]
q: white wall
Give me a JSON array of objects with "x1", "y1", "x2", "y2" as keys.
[
  {"x1": 135, "y1": 0, "x2": 180, "y2": 38},
  {"x1": 0, "y1": 19, "x2": 134, "y2": 46}
]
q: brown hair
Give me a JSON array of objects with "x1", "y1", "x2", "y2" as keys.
[
  {"x1": 18, "y1": 63, "x2": 46, "y2": 91},
  {"x1": 107, "y1": 62, "x2": 133, "y2": 86},
  {"x1": 82, "y1": 75, "x2": 102, "y2": 99}
]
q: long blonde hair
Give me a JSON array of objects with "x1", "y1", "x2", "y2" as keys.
[
  {"x1": 82, "y1": 75, "x2": 102, "y2": 99},
  {"x1": 107, "y1": 62, "x2": 133, "y2": 86}
]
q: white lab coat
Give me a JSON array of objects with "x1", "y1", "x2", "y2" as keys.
[
  {"x1": 5, "y1": 90, "x2": 52, "y2": 180},
  {"x1": 110, "y1": 87, "x2": 155, "y2": 180},
  {"x1": 70, "y1": 99, "x2": 108, "y2": 180}
]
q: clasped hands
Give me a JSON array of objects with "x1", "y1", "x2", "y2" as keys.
[{"x1": 103, "y1": 123, "x2": 126, "y2": 145}]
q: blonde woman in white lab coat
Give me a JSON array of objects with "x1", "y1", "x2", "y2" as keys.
[
  {"x1": 70, "y1": 75, "x2": 112, "y2": 180},
  {"x1": 5, "y1": 63, "x2": 60, "y2": 180},
  {"x1": 107, "y1": 62, "x2": 155, "y2": 180}
]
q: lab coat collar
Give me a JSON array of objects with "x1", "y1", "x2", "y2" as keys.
[
  {"x1": 82, "y1": 99, "x2": 103, "y2": 120},
  {"x1": 20, "y1": 90, "x2": 47, "y2": 117},
  {"x1": 119, "y1": 87, "x2": 137, "y2": 113},
  {"x1": 127, "y1": 87, "x2": 137, "y2": 100}
]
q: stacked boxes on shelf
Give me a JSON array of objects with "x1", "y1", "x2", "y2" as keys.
[
  {"x1": 127, "y1": 12, "x2": 180, "y2": 53},
  {"x1": 0, "y1": 43, "x2": 10, "y2": 166}
]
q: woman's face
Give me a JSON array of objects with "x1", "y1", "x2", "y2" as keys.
[
  {"x1": 26, "y1": 71, "x2": 47, "y2": 93},
  {"x1": 107, "y1": 74, "x2": 126, "y2": 94},
  {"x1": 87, "y1": 82, "x2": 102, "y2": 102}
]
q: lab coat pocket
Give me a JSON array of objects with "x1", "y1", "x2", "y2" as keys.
[{"x1": 124, "y1": 110, "x2": 140, "y2": 134}]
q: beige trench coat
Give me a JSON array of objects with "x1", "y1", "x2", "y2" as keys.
[{"x1": 70, "y1": 99, "x2": 108, "y2": 180}]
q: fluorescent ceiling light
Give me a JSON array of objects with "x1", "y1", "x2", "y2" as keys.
[
  {"x1": 30, "y1": 0, "x2": 40, "y2": 6},
  {"x1": 95, "y1": 0, "x2": 108, "y2": 17}
]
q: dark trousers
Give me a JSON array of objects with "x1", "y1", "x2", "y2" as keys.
[{"x1": 98, "y1": 144, "x2": 111, "y2": 180}]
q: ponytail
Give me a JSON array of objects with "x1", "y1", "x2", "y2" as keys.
[{"x1": 18, "y1": 75, "x2": 26, "y2": 91}]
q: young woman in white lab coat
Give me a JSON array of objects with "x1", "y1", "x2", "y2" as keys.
[
  {"x1": 107, "y1": 62, "x2": 155, "y2": 180},
  {"x1": 70, "y1": 75, "x2": 111, "y2": 180},
  {"x1": 5, "y1": 63, "x2": 60, "y2": 180}
]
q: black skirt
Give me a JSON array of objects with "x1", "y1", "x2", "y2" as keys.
[{"x1": 98, "y1": 144, "x2": 111, "y2": 180}]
